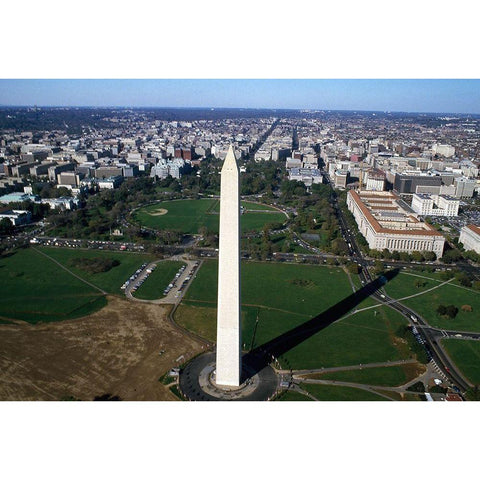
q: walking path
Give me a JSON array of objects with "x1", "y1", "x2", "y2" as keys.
[
  {"x1": 340, "y1": 278, "x2": 455, "y2": 321},
  {"x1": 402, "y1": 271, "x2": 480, "y2": 294},
  {"x1": 281, "y1": 359, "x2": 418, "y2": 376}
]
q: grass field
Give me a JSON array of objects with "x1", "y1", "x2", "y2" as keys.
[
  {"x1": 175, "y1": 260, "x2": 415, "y2": 370},
  {"x1": 301, "y1": 363, "x2": 425, "y2": 387},
  {"x1": 442, "y1": 338, "x2": 480, "y2": 385},
  {"x1": 0, "y1": 247, "x2": 155, "y2": 323},
  {"x1": 36, "y1": 247, "x2": 155, "y2": 294},
  {"x1": 300, "y1": 383, "x2": 389, "y2": 401},
  {"x1": 133, "y1": 199, "x2": 286, "y2": 234},
  {"x1": 0, "y1": 248, "x2": 107, "y2": 323},
  {"x1": 132, "y1": 261, "x2": 184, "y2": 300},
  {"x1": 384, "y1": 271, "x2": 480, "y2": 332}
]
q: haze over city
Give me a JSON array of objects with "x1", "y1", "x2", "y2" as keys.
[{"x1": 1, "y1": 79, "x2": 480, "y2": 114}]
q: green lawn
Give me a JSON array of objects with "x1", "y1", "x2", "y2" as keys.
[
  {"x1": 184, "y1": 260, "x2": 351, "y2": 315},
  {"x1": 384, "y1": 272, "x2": 480, "y2": 332},
  {"x1": 133, "y1": 261, "x2": 184, "y2": 300},
  {"x1": 442, "y1": 339, "x2": 480, "y2": 385},
  {"x1": 0, "y1": 246, "x2": 159, "y2": 323},
  {"x1": 37, "y1": 247, "x2": 155, "y2": 294},
  {"x1": 300, "y1": 383, "x2": 389, "y2": 401},
  {"x1": 176, "y1": 260, "x2": 415, "y2": 370},
  {"x1": 0, "y1": 248, "x2": 107, "y2": 323},
  {"x1": 133, "y1": 199, "x2": 286, "y2": 234}
]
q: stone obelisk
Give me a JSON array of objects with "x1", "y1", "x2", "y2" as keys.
[{"x1": 215, "y1": 145, "x2": 242, "y2": 387}]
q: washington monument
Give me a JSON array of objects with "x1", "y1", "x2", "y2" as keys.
[{"x1": 215, "y1": 145, "x2": 242, "y2": 386}]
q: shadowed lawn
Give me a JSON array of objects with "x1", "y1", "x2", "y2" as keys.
[{"x1": 176, "y1": 261, "x2": 414, "y2": 371}]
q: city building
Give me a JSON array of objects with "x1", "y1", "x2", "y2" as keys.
[
  {"x1": 459, "y1": 224, "x2": 480, "y2": 254},
  {"x1": 97, "y1": 176, "x2": 124, "y2": 189},
  {"x1": 288, "y1": 168, "x2": 323, "y2": 186},
  {"x1": 411, "y1": 193, "x2": 459, "y2": 217},
  {"x1": 365, "y1": 168, "x2": 386, "y2": 191},
  {"x1": 334, "y1": 170, "x2": 349, "y2": 188},
  {"x1": 0, "y1": 192, "x2": 39, "y2": 204},
  {"x1": 432, "y1": 143, "x2": 455, "y2": 158},
  {"x1": 347, "y1": 190, "x2": 445, "y2": 257},
  {"x1": 454, "y1": 177, "x2": 476, "y2": 198},
  {"x1": 0, "y1": 209, "x2": 32, "y2": 226},
  {"x1": 393, "y1": 172, "x2": 442, "y2": 194}
]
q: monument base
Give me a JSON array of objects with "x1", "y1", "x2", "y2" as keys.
[{"x1": 179, "y1": 351, "x2": 279, "y2": 401}]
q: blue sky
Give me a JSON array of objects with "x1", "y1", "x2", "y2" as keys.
[{"x1": 0, "y1": 79, "x2": 479, "y2": 114}]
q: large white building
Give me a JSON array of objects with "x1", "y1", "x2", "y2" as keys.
[
  {"x1": 411, "y1": 193, "x2": 459, "y2": 217},
  {"x1": 432, "y1": 143, "x2": 455, "y2": 158},
  {"x1": 459, "y1": 224, "x2": 480, "y2": 255},
  {"x1": 347, "y1": 190, "x2": 445, "y2": 257},
  {"x1": 288, "y1": 168, "x2": 323, "y2": 186}
]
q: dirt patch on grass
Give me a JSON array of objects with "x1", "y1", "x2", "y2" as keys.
[
  {"x1": 0, "y1": 296, "x2": 204, "y2": 401},
  {"x1": 147, "y1": 208, "x2": 168, "y2": 216}
]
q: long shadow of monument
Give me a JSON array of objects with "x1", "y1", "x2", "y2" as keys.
[{"x1": 241, "y1": 268, "x2": 400, "y2": 381}]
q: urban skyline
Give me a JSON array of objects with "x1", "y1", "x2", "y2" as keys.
[{"x1": 1, "y1": 79, "x2": 480, "y2": 114}]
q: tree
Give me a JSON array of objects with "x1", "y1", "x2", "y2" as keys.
[
  {"x1": 411, "y1": 251, "x2": 425, "y2": 262},
  {"x1": 445, "y1": 305, "x2": 459, "y2": 318},
  {"x1": 391, "y1": 250, "x2": 400, "y2": 261},
  {"x1": 382, "y1": 248, "x2": 392, "y2": 260},
  {"x1": 437, "y1": 304, "x2": 458, "y2": 318},
  {"x1": 436, "y1": 305, "x2": 447, "y2": 316},
  {"x1": 442, "y1": 249, "x2": 462, "y2": 263},
  {"x1": 455, "y1": 272, "x2": 472, "y2": 288},
  {"x1": 439, "y1": 270, "x2": 455, "y2": 281},
  {"x1": 330, "y1": 238, "x2": 349, "y2": 256},
  {"x1": 399, "y1": 251, "x2": 411, "y2": 262},
  {"x1": 414, "y1": 279, "x2": 427, "y2": 289},
  {"x1": 423, "y1": 251, "x2": 437, "y2": 262},
  {"x1": 373, "y1": 260, "x2": 385, "y2": 276},
  {"x1": 0, "y1": 218, "x2": 14, "y2": 235}
]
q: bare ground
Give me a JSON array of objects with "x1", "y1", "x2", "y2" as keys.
[{"x1": 0, "y1": 296, "x2": 205, "y2": 401}]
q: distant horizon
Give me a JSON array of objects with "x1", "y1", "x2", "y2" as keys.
[
  {"x1": 1, "y1": 79, "x2": 480, "y2": 115},
  {"x1": 0, "y1": 104, "x2": 479, "y2": 117}
]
